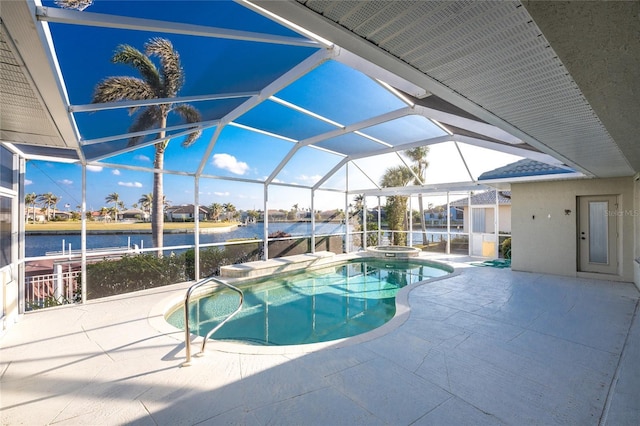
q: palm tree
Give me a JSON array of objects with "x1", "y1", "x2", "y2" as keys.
[
  {"x1": 138, "y1": 193, "x2": 153, "y2": 214},
  {"x1": 380, "y1": 165, "x2": 414, "y2": 245},
  {"x1": 51, "y1": 195, "x2": 60, "y2": 220},
  {"x1": 105, "y1": 192, "x2": 121, "y2": 222},
  {"x1": 222, "y1": 203, "x2": 236, "y2": 221},
  {"x1": 25, "y1": 192, "x2": 37, "y2": 223},
  {"x1": 404, "y1": 147, "x2": 430, "y2": 245},
  {"x1": 99, "y1": 207, "x2": 110, "y2": 221},
  {"x1": 353, "y1": 194, "x2": 364, "y2": 209},
  {"x1": 37, "y1": 192, "x2": 57, "y2": 221},
  {"x1": 246, "y1": 209, "x2": 260, "y2": 223},
  {"x1": 93, "y1": 38, "x2": 202, "y2": 253},
  {"x1": 210, "y1": 203, "x2": 223, "y2": 222},
  {"x1": 55, "y1": 0, "x2": 93, "y2": 11}
]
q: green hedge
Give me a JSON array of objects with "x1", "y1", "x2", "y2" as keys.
[
  {"x1": 85, "y1": 253, "x2": 189, "y2": 299},
  {"x1": 86, "y1": 241, "x2": 263, "y2": 300},
  {"x1": 85, "y1": 236, "x2": 343, "y2": 300}
]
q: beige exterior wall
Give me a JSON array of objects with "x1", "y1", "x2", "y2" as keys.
[
  {"x1": 511, "y1": 177, "x2": 635, "y2": 283},
  {"x1": 1, "y1": 265, "x2": 18, "y2": 334},
  {"x1": 499, "y1": 205, "x2": 511, "y2": 234}
]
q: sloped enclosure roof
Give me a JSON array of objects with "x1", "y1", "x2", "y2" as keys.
[
  {"x1": 2, "y1": 0, "x2": 638, "y2": 197},
  {"x1": 451, "y1": 191, "x2": 511, "y2": 207}
]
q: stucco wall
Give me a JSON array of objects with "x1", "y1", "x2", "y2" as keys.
[
  {"x1": 511, "y1": 177, "x2": 635, "y2": 282},
  {"x1": 1, "y1": 265, "x2": 18, "y2": 334}
]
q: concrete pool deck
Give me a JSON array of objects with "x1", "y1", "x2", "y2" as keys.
[{"x1": 1, "y1": 254, "x2": 639, "y2": 425}]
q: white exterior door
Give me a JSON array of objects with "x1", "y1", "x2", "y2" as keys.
[
  {"x1": 470, "y1": 207, "x2": 496, "y2": 257},
  {"x1": 578, "y1": 195, "x2": 618, "y2": 274}
]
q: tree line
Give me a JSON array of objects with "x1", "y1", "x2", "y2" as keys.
[{"x1": 24, "y1": 190, "x2": 244, "y2": 223}]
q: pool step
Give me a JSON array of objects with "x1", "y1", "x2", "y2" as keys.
[{"x1": 220, "y1": 251, "x2": 336, "y2": 279}]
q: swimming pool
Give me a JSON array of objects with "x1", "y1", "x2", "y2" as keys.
[{"x1": 166, "y1": 259, "x2": 451, "y2": 346}]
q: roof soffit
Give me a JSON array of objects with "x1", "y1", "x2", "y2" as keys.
[{"x1": 1, "y1": 0, "x2": 79, "y2": 152}]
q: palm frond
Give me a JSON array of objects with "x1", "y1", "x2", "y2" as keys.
[
  {"x1": 55, "y1": 0, "x2": 93, "y2": 11},
  {"x1": 92, "y1": 77, "x2": 155, "y2": 104},
  {"x1": 404, "y1": 146, "x2": 429, "y2": 162},
  {"x1": 380, "y1": 165, "x2": 413, "y2": 188},
  {"x1": 127, "y1": 107, "x2": 162, "y2": 147},
  {"x1": 111, "y1": 45, "x2": 162, "y2": 93},
  {"x1": 173, "y1": 104, "x2": 202, "y2": 147},
  {"x1": 145, "y1": 38, "x2": 183, "y2": 98}
]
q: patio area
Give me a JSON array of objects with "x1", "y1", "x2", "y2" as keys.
[{"x1": 2, "y1": 254, "x2": 639, "y2": 425}]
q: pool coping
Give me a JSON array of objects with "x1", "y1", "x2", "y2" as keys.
[{"x1": 148, "y1": 253, "x2": 460, "y2": 356}]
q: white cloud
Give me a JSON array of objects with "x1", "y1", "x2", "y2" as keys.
[
  {"x1": 295, "y1": 174, "x2": 322, "y2": 184},
  {"x1": 111, "y1": 169, "x2": 121, "y2": 176},
  {"x1": 25, "y1": 179, "x2": 33, "y2": 185},
  {"x1": 134, "y1": 154, "x2": 151, "y2": 162},
  {"x1": 212, "y1": 153, "x2": 249, "y2": 175},
  {"x1": 118, "y1": 181, "x2": 143, "y2": 188},
  {"x1": 214, "y1": 191, "x2": 230, "y2": 197},
  {"x1": 86, "y1": 165, "x2": 103, "y2": 172},
  {"x1": 58, "y1": 179, "x2": 73, "y2": 185}
]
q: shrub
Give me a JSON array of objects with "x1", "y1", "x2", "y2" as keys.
[
  {"x1": 85, "y1": 253, "x2": 188, "y2": 299},
  {"x1": 501, "y1": 237, "x2": 512, "y2": 259},
  {"x1": 268, "y1": 230, "x2": 291, "y2": 238},
  {"x1": 366, "y1": 223, "x2": 379, "y2": 247},
  {"x1": 191, "y1": 242, "x2": 262, "y2": 279}
]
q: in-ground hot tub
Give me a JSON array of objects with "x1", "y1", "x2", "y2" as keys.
[{"x1": 366, "y1": 245, "x2": 421, "y2": 258}]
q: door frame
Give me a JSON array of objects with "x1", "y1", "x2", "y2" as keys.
[{"x1": 577, "y1": 195, "x2": 619, "y2": 275}]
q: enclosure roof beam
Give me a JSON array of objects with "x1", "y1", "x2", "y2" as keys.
[
  {"x1": 356, "y1": 181, "x2": 488, "y2": 197},
  {"x1": 71, "y1": 92, "x2": 257, "y2": 113},
  {"x1": 80, "y1": 119, "x2": 220, "y2": 146},
  {"x1": 35, "y1": 6, "x2": 319, "y2": 47}
]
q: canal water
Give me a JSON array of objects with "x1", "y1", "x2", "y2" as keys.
[
  {"x1": 25, "y1": 222, "x2": 460, "y2": 257},
  {"x1": 25, "y1": 222, "x2": 345, "y2": 257}
]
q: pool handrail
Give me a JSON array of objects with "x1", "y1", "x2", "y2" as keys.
[{"x1": 183, "y1": 276, "x2": 244, "y2": 366}]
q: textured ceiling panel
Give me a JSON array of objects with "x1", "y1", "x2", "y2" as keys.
[
  {"x1": 0, "y1": 20, "x2": 63, "y2": 147},
  {"x1": 296, "y1": 0, "x2": 634, "y2": 177}
]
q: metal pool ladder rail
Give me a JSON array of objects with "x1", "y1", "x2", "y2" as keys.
[{"x1": 182, "y1": 276, "x2": 244, "y2": 366}]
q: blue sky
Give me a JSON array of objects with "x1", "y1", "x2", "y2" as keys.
[{"x1": 25, "y1": 0, "x2": 522, "y2": 212}]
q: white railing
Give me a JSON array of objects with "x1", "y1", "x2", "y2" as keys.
[
  {"x1": 25, "y1": 270, "x2": 80, "y2": 310},
  {"x1": 21, "y1": 232, "x2": 348, "y2": 310}
]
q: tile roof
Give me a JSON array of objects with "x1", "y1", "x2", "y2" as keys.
[
  {"x1": 450, "y1": 190, "x2": 511, "y2": 207},
  {"x1": 478, "y1": 159, "x2": 574, "y2": 181},
  {"x1": 166, "y1": 204, "x2": 209, "y2": 214}
]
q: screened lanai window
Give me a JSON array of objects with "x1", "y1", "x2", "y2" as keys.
[
  {"x1": 0, "y1": 197, "x2": 11, "y2": 268},
  {"x1": 0, "y1": 146, "x2": 14, "y2": 269},
  {"x1": 472, "y1": 208, "x2": 486, "y2": 233}
]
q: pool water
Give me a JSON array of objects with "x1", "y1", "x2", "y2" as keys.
[{"x1": 167, "y1": 259, "x2": 450, "y2": 346}]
